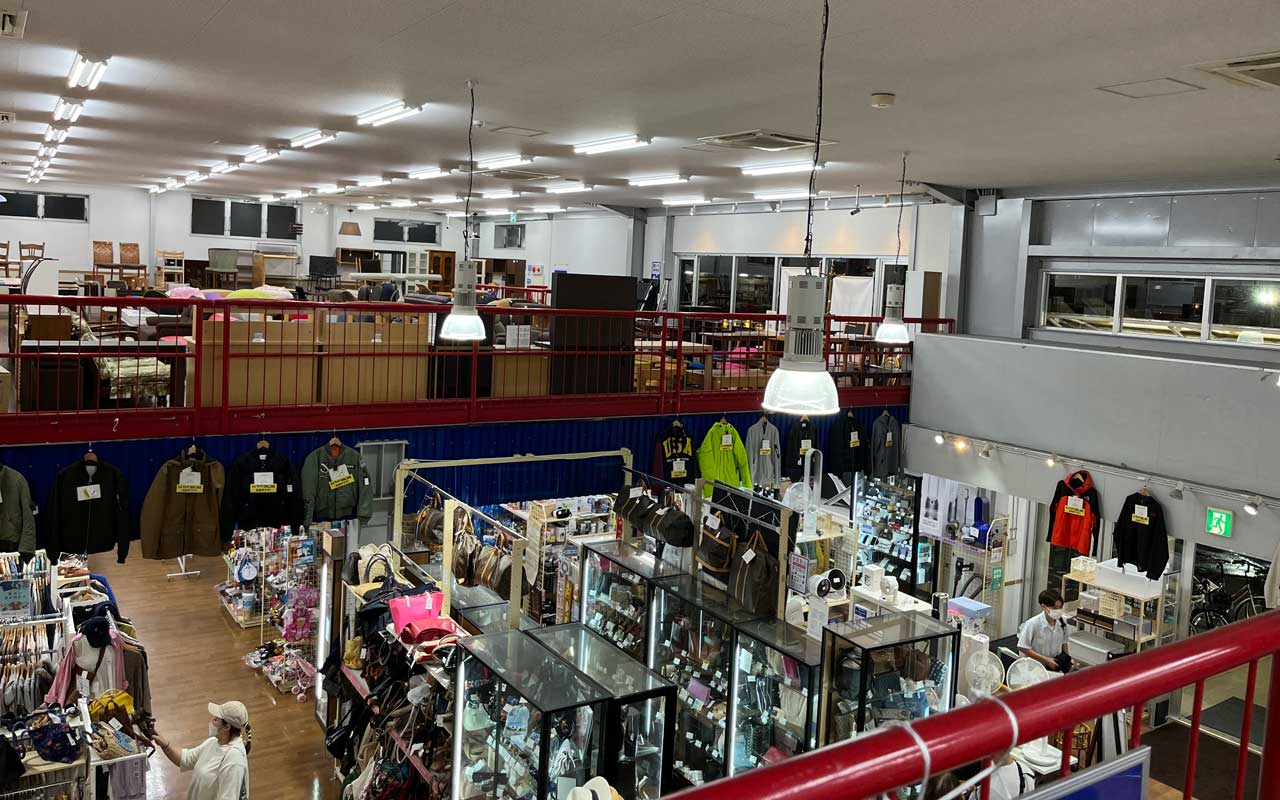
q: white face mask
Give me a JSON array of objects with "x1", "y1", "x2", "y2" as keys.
[
  {"x1": 209, "y1": 721, "x2": 220, "y2": 739},
  {"x1": 1045, "y1": 608, "x2": 1063, "y2": 621}
]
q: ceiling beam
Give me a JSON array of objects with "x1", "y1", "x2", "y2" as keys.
[{"x1": 914, "y1": 182, "x2": 977, "y2": 209}]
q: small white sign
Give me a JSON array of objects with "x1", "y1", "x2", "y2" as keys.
[
  {"x1": 76, "y1": 484, "x2": 102, "y2": 502},
  {"x1": 253, "y1": 472, "x2": 274, "y2": 486}
]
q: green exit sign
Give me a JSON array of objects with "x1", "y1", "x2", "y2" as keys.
[{"x1": 1206, "y1": 507, "x2": 1233, "y2": 538}]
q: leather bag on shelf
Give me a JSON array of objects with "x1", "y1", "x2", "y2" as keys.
[
  {"x1": 729, "y1": 529, "x2": 778, "y2": 615},
  {"x1": 696, "y1": 514, "x2": 736, "y2": 574}
]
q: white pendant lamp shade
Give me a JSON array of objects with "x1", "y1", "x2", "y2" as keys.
[
  {"x1": 441, "y1": 260, "x2": 486, "y2": 342},
  {"x1": 875, "y1": 282, "x2": 911, "y2": 344},
  {"x1": 763, "y1": 273, "x2": 839, "y2": 415}
]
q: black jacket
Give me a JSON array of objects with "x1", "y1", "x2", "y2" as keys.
[
  {"x1": 221, "y1": 446, "x2": 304, "y2": 540},
  {"x1": 1113, "y1": 492, "x2": 1170, "y2": 580},
  {"x1": 652, "y1": 421, "x2": 698, "y2": 484},
  {"x1": 826, "y1": 410, "x2": 868, "y2": 479},
  {"x1": 43, "y1": 459, "x2": 133, "y2": 562},
  {"x1": 783, "y1": 417, "x2": 820, "y2": 482}
]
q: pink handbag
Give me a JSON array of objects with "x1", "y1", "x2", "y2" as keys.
[
  {"x1": 402, "y1": 616, "x2": 459, "y2": 646},
  {"x1": 390, "y1": 591, "x2": 443, "y2": 636}
]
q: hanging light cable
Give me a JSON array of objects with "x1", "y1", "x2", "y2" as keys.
[
  {"x1": 763, "y1": 0, "x2": 838, "y2": 416},
  {"x1": 441, "y1": 80, "x2": 486, "y2": 342},
  {"x1": 876, "y1": 152, "x2": 912, "y2": 344}
]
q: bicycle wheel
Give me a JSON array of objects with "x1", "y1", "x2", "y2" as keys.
[
  {"x1": 1232, "y1": 595, "x2": 1266, "y2": 621},
  {"x1": 1190, "y1": 610, "x2": 1228, "y2": 635}
]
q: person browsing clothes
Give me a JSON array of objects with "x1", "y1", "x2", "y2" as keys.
[
  {"x1": 152, "y1": 700, "x2": 252, "y2": 800},
  {"x1": 1017, "y1": 588, "x2": 1073, "y2": 673}
]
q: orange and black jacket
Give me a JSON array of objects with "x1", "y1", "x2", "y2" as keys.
[{"x1": 1046, "y1": 469, "x2": 1101, "y2": 556}]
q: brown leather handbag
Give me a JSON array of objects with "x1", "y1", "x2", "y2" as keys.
[
  {"x1": 696, "y1": 513, "x2": 736, "y2": 574},
  {"x1": 729, "y1": 529, "x2": 778, "y2": 615}
]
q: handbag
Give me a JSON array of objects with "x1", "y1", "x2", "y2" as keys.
[
  {"x1": 729, "y1": 529, "x2": 778, "y2": 615},
  {"x1": 779, "y1": 684, "x2": 807, "y2": 725},
  {"x1": 474, "y1": 546, "x2": 514, "y2": 600},
  {"x1": 389, "y1": 592, "x2": 443, "y2": 636},
  {"x1": 89, "y1": 721, "x2": 138, "y2": 760},
  {"x1": 415, "y1": 491, "x2": 445, "y2": 547},
  {"x1": 452, "y1": 510, "x2": 480, "y2": 585},
  {"x1": 343, "y1": 637, "x2": 365, "y2": 669},
  {"x1": 27, "y1": 708, "x2": 81, "y2": 764},
  {"x1": 696, "y1": 515, "x2": 736, "y2": 574},
  {"x1": 654, "y1": 504, "x2": 695, "y2": 547},
  {"x1": 401, "y1": 616, "x2": 460, "y2": 646}
]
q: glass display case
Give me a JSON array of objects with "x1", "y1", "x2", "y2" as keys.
[
  {"x1": 580, "y1": 540, "x2": 684, "y2": 664},
  {"x1": 461, "y1": 601, "x2": 539, "y2": 635},
  {"x1": 651, "y1": 574, "x2": 767, "y2": 788},
  {"x1": 820, "y1": 612, "x2": 958, "y2": 744},
  {"x1": 530, "y1": 624, "x2": 676, "y2": 800},
  {"x1": 855, "y1": 474, "x2": 923, "y2": 593},
  {"x1": 730, "y1": 617, "x2": 822, "y2": 775},
  {"x1": 456, "y1": 631, "x2": 609, "y2": 800}
]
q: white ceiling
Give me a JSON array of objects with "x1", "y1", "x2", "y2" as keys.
[{"x1": 2, "y1": 0, "x2": 1280, "y2": 214}]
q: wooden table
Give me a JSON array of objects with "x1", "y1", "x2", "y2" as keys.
[{"x1": 350, "y1": 272, "x2": 442, "y2": 287}]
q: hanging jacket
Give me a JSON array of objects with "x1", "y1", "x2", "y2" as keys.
[
  {"x1": 783, "y1": 417, "x2": 820, "y2": 483},
  {"x1": 745, "y1": 417, "x2": 782, "y2": 489},
  {"x1": 0, "y1": 465, "x2": 37, "y2": 555},
  {"x1": 870, "y1": 413, "x2": 901, "y2": 478},
  {"x1": 302, "y1": 443, "x2": 373, "y2": 524},
  {"x1": 1112, "y1": 492, "x2": 1170, "y2": 580},
  {"x1": 695, "y1": 421, "x2": 750, "y2": 497},
  {"x1": 44, "y1": 459, "x2": 132, "y2": 562},
  {"x1": 140, "y1": 451, "x2": 225, "y2": 559},
  {"x1": 827, "y1": 410, "x2": 868, "y2": 480},
  {"x1": 651, "y1": 421, "x2": 698, "y2": 484},
  {"x1": 220, "y1": 446, "x2": 304, "y2": 540},
  {"x1": 1046, "y1": 469, "x2": 1101, "y2": 556}
]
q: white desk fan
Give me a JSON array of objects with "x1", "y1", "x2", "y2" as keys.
[
  {"x1": 1006, "y1": 657, "x2": 1058, "y2": 768},
  {"x1": 965, "y1": 650, "x2": 1004, "y2": 698}
]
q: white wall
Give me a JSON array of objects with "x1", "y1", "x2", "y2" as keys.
[
  {"x1": 671, "y1": 205, "x2": 916, "y2": 257},
  {"x1": 476, "y1": 213, "x2": 632, "y2": 281}
]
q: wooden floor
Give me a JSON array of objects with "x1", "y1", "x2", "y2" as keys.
[{"x1": 91, "y1": 552, "x2": 339, "y2": 800}]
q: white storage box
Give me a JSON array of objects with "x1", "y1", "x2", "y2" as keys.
[
  {"x1": 1094, "y1": 558, "x2": 1163, "y2": 600},
  {"x1": 1077, "y1": 591, "x2": 1100, "y2": 613},
  {"x1": 1071, "y1": 630, "x2": 1125, "y2": 666}
]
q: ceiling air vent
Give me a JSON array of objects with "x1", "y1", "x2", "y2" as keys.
[
  {"x1": 1, "y1": 9, "x2": 27, "y2": 39},
  {"x1": 0, "y1": 111, "x2": 13, "y2": 126},
  {"x1": 1195, "y1": 51, "x2": 1280, "y2": 89},
  {"x1": 697, "y1": 128, "x2": 832, "y2": 152},
  {"x1": 477, "y1": 168, "x2": 560, "y2": 181}
]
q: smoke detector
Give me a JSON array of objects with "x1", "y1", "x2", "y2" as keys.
[{"x1": 870, "y1": 92, "x2": 896, "y2": 108}]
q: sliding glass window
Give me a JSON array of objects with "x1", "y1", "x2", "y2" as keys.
[
  {"x1": 734, "y1": 256, "x2": 776, "y2": 313},
  {"x1": 678, "y1": 258, "x2": 695, "y2": 307},
  {"x1": 1211, "y1": 279, "x2": 1280, "y2": 346},
  {"x1": 1120, "y1": 276, "x2": 1205, "y2": 339},
  {"x1": 1043, "y1": 274, "x2": 1116, "y2": 330},
  {"x1": 695, "y1": 255, "x2": 734, "y2": 311}
]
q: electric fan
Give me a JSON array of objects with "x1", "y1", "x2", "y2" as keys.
[
  {"x1": 965, "y1": 650, "x2": 1004, "y2": 697},
  {"x1": 1006, "y1": 657, "x2": 1058, "y2": 767}
]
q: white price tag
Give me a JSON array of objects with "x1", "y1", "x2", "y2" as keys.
[
  {"x1": 850, "y1": 431, "x2": 860, "y2": 447},
  {"x1": 630, "y1": 486, "x2": 644, "y2": 499},
  {"x1": 720, "y1": 433, "x2": 733, "y2": 450},
  {"x1": 672, "y1": 459, "x2": 687, "y2": 479},
  {"x1": 742, "y1": 548, "x2": 755, "y2": 564},
  {"x1": 177, "y1": 468, "x2": 204, "y2": 493},
  {"x1": 885, "y1": 431, "x2": 894, "y2": 447},
  {"x1": 76, "y1": 674, "x2": 91, "y2": 698},
  {"x1": 759, "y1": 439, "x2": 772, "y2": 455},
  {"x1": 1065, "y1": 496, "x2": 1085, "y2": 516},
  {"x1": 328, "y1": 464, "x2": 354, "y2": 490},
  {"x1": 800, "y1": 438, "x2": 812, "y2": 454},
  {"x1": 253, "y1": 471, "x2": 274, "y2": 486},
  {"x1": 76, "y1": 484, "x2": 102, "y2": 502},
  {"x1": 1132, "y1": 504, "x2": 1149, "y2": 525},
  {"x1": 705, "y1": 514, "x2": 720, "y2": 531}
]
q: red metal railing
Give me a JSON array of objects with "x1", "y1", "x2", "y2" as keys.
[
  {"x1": 0, "y1": 294, "x2": 951, "y2": 444},
  {"x1": 671, "y1": 610, "x2": 1280, "y2": 800}
]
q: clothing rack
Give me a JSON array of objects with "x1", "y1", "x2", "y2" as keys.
[
  {"x1": 0, "y1": 777, "x2": 85, "y2": 799},
  {"x1": 166, "y1": 553, "x2": 200, "y2": 580}
]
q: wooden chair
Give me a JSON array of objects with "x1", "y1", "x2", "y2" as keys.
[
  {"x1": 206, "y1": 248, "x2": 240, "y2": 290},
  {"x1": 19, "y1": 242, "x2": 45, "y2": 260},
  {"x1": 117, "y1": 242, "x2": 147, "y2": 285},
  {"x1": 92, "y1": 240, "x2": 114, "y2": 269},
  {"x1": 119, "y1": 242, "x2": 140, "y2": 265},
  {"x1": 0, "y1": 242, "x2": 16, "y2": 278},
  {"x1": 157, "y1": 249, "x2": 186, "y2": 286}
]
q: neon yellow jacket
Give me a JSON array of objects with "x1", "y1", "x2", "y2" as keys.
[{"x1": 696, "y1": 421, "x2": 751, "y2": 497}]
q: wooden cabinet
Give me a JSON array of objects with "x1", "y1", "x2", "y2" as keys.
[{"x1": 428, "y1": 249, "x2": 455, "y2": 288}]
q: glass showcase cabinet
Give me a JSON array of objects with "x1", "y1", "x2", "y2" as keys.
[
  {"x1": 820, "y1": 612, "x2": 959, "y2": 744},
  {"x1": 456, "y1": 631, "x2": 609, "y2": 800},
  {"x1": 579, "y1": 539, "x2": 684, "y2": 664},
  {"x1": 730, "y1": 617, "x2": 822, "y2": 775}
]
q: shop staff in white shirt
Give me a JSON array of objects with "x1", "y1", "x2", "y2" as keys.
[
  {"x1": 1018, "y1": 588, "x2": 1072, "y2": 672},
  {"x1": 153, "y1": 700, "x2": 251, "y2": 800}
]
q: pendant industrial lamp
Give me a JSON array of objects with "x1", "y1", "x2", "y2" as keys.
[
  {"x1": 440, "y1": 259, "x2": 486, "y2": 341},
  {"x1": 762, "y1": 0, "x2": 838, "y2": 416}
]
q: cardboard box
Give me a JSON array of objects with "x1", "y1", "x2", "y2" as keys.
[
  {"x1": 190, "y1": 319, "x2": 317, "y2": 406},
  {"x1": 317, "y1": 318, "x2": 432, "y2": 403},
  {"x1": 686, "y1": 367, "x2": 767, "y2": 391},
  {"x1": 0, "y1": 365, "x2": 10, "y2": 413},
  {"x1": 633, "y1": 354, "x2": 680, "y2": 392},
  {"x1": 27, "y1": 313, "x2": 73, "y2": 341}
]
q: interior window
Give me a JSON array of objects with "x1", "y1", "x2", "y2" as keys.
[
  {"x1": 1043, "y1": 273, "x2": 1116, "y2": 331},
  {"x1": 1120, "y1": 276, "x2": 1204, "y2": 339}
]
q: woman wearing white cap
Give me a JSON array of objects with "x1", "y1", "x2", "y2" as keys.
[{"x1": 152, "y1": 700, "x2": 252, "y2": 800}]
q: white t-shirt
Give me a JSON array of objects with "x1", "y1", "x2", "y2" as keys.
[
  {"x1": 990, "y1": 762, "x2": 1034, "y2": 799},
  {"x1": 181, "y1": 737, "x2": 248, "y2": 800},
  {"x1": 1017, "y1": 612, "x2": 1070, "y2": 659}
]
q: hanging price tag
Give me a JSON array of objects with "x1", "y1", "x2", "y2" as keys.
[
  {"x1": 759, "y1": 439, "x2": 772, "y2": 455},
  {"x1": 800, "y1": 438, "x2": 812, "y2": 455},
  {"x1": 630, "y1": 486, "x2": 644, "y2": 499},
  {"x1": 76, "y1": 484, "x2": 102, "y2": 502},
  {"x1": 176, "y1": 469, "x2": 204, "y2": 493},
  {"x1": 329, "y1": 464, "x2": 354, "y2": 490},
  {"x1": 251, "y1": 472, "x2": 277, "y2": 494},
  {"x1": 704, "y1": 514, "x2": 720, "y2": 531},
  {"x1": 742, "y1": 548, "x2": 755, "y2": 564},
  {"x1": 1132, "y1": 504, "x2": 1149, "y2": 525},
  {"x1": 720, "y1": 433, "x2": 733, "y2": 451},
  {"x1": 1064, "y1": 496, "x2": 1085, "y2": 516},
  {"x1": 672, "y1": 459, "x2": 687, "y2": 479},
  {"x1": 885, "y1": 431, "x2": 894, "y2": 447},
  {"x1": 850, "y1": 431, "x2": 860, "y2": 447}
]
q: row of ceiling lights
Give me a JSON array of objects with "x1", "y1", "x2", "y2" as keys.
[{"x1": 28, "y1": 53, "x2": 109, "y2": 183}]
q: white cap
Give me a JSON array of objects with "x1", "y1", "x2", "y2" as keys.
[{"x1": 208, "y1": 701, "x2": 249, "y2": 729}]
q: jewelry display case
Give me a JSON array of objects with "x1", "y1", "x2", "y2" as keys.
[
  {"x1": 820, "y1": 611, "x2": 958, "y2": 744},
  {"x1": 580, "y1": 539, "x2": 684, "y2": 664},
  {"x1": 530, "y1": 624, "x2": 676, "y2": 800},
  {"x1": 461, "y1": 601, "x2": 539, "y2": 635},
  {"x1": 651, "y1": 574, "x2": 767, "y2": 788},
  {"x1": 456, "y1": 630, "x2": 609, "y2": 800},
  {"x1": 730, "y1": 617, "x2": 822, "y2": 775}
]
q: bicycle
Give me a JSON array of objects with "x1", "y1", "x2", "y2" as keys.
[{"x1": 1189, "y1": 574, "x2": 1229, "y2": 635}]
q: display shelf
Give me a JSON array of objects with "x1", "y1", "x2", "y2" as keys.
[
  {"x1": 387, "y1": 727, "x2": 432, "y2": 781},
  {"x1": 917, "y1": 529, "x2": 991, "y2": 560},
  {"x1": 341, "y1": 663, "x2": 378, "y2": 711},
  {"x1": 215, "y1": 584, "x2": 263, "y2": 628}
]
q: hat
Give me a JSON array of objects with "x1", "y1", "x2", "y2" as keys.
[
  {"x1": 208, "y1": 701, "x2": 249, "y2": 729},
  {"x1": 565, "y1": 777, "x2": 621, "y2": 800}
]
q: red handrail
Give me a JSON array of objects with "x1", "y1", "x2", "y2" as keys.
[{"x1": 670, "y1": 610, "x2": 1280, "y2": 800}]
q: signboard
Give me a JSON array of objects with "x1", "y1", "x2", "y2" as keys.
[
  {"x1": 650, "y1": 260, "x2": 662, "y2": 280},
  {"x1": 1021, "y1": 746, "x2": 1149, "y2": 800},
  {"x1": 0, "y1": 579, "x2": 33, "y2": 617},
  {"x1": 990, "y1": 565, "x2": 1004, "y2": 590},
  {"x1": 1205, "y1": 507, "x2": 1233, "y2": 538}
]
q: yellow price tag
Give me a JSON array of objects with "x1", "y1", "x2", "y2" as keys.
[
  {"x1": 329, "y1": 475, "x2": 355, "y2": 490},
  {"x1": 250, "y1": 484, "x2": 277, "y2": 494}
]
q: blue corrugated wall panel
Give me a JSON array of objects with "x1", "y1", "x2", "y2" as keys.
[{"x1": 0, "y1": 406, "x2": 907, "y2": 530}]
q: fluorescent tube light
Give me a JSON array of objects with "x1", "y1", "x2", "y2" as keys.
[
  {"x1": 37, "y1": 145, "x2": 58, "y2": 159},
  {"x1": 356, "y1": 101, "x2": 423, "y2": 127},
  {"x1": 484, "y1": 209, "x2": 510, "y2": 216},
  {"x1": 210, "y1": 160, "x2": 242, "y2": 174},
  {"x1": 628, "y1": 175, "x2": 687, "y2": 187},
  {"x1": 68, "y1": 53, "x2": 109, "y2": 90},
  {"x1": 44, "y1": 125, "x2": 69, "y2": 143},
  {"x1": 482, "y1": 190, "x2": 518, "y2": 199},
  {"x1": 662, "y1": 196, "x2": 707, "y2": 206},
  {"x1": 357, "y1": 177, "x2": 390, "y2": 188},
  {"x1": 389, "y1": 199, "x2": 416, "y2": 208},
  {"x1": 753, "y1": 190, "x2": 815, "y2": 201},
  {"x1": 429, "y1": 195, "x2": 461, "y2": 204},
  {"x1": 445, "y1": 211, "x2": 467, "y2": 218},
  {"x1": 186, "y1": 172, "x2": 209, "y2": 184},
  {"x1": 476, "y1": 155, "x2": 533, "y2": 170},
  {"x1": 354, "y1": 203, "x2": 378, "y2": 211},
  {"x1": 546, "y1": 183, "x2": 591, "y2": 194},
  {"x1": 409, "y1": 167, "x2": 446, "y2": 180},
  {"x1": 289, "y1": 130, "x2": 338, "y2": 149},
  {"x1": 313, "y1": 184, "x2": 347, "y2": 195},
  {"x1": 574, "y1": 135, "x2": 650, "y2": 155},
  {"x1": 244, "y1": 148, "x2": 279, "y2": 164},
  {"x1": 53, "y1": 98, "x2": 84, "y2": 122},
  {"x1": 531, "y1": 206, "x2": 562, "y2": 213},
  {"x1": 742, "y1": 161, "x2": 825, "y2": 177}
]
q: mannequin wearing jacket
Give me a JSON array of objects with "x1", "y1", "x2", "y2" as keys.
[
  {"x1": 141, "y1": 449, "x2": 225, "y2": 559},
  {"x1": 302, "y1": 441, "x2": 373, "y2": 524},
  {"x1": 827, "y1": 409, "x2": 868, "y2": 483},
  {"x1": 0, "y1": 463, "x2": 37, "y2": 556},
  {"x1": 652, "y1": 420, "x2": 698, "y2": 484},
  {"x1": 44, "y1": 456, "x2": 132, "y2": 562},
  {"x1": 783, "y1": 416, "x2": 819, "y2": 483},
  {"x1": 1046, "y1": 470, "x2": 1101, "y2": 556},
  {"x1": 695, "y1": 420, "x2": 750, "y2": 497},
  {"x1": 1112, "y1": 490, "x2": 1169, "y2": 580},
  {"x1": 221, "y1": 443, "x2": 303, "y2": 540},
  {"x1": 745, "y1": 416, "x2": 782, "y2": 489}
]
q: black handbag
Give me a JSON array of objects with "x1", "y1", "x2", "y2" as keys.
[
  {"x1": 654, "y1": 505, "x2": 695, "y2": 547},
  {"x1": 696, "y1": 514, "x2": 735, "y2": 574},
  {"x1": 729, "y1": 529, "x2": 778, "y2": 615},
  {"x1": 326, "y1": 706, "x2": 356, "y2": 759}
]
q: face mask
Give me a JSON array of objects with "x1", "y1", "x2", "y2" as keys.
[
  {"x1": 209, "y1": 722, "x2": 220, "y2": 739},
  {"x1": 1045, "y1": 608, "x2": 1063, "y2": 621}
]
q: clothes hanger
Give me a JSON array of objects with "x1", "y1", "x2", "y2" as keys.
[
  {"x1": 1138, "y1": 479, "x2": 1151, "y2": 497},
  {"x1": 83, "y1": 443, "x2": 98, "y2": 463},
  {"x1": 256, "y1": 435, "x2": 270, "y2": 450}
]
